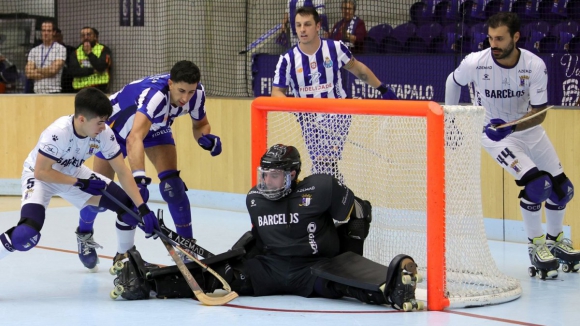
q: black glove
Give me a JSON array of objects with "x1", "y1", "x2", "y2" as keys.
[
  {"x1": 137, "y1": 204, "x2": 160, "y2": 239},
  {"x1": 134, "y1": 176, "x2": 151, "y2": 203}
]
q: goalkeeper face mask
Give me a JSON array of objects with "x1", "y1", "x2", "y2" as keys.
[{"x1": 257, "y1": 167, "x2": 293, "y2": 200}]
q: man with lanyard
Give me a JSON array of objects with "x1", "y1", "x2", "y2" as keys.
[
  {"x1": 328, "y1": 0, "x2": 367, "y2": 54},
  {"x1": 25, "y1": 20, "x2": 66, "y2": 94}
]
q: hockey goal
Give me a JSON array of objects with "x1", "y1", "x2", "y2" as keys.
[{"x1": 251, "y1": 97, "x2": 521, "y2": 310}]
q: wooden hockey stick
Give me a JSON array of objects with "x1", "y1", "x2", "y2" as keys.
[
  {"x1": 100, "y1": 190, "x2": 238, "y2": 305},
  {"x1": 491, "y1": 106, "x2": 553, "y2": 130}
]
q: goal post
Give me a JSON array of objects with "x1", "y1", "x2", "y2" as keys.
[{"x1": 250, "y1": 97, "x2": 521, "y2": 310}]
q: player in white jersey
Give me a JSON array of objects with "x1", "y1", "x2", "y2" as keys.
[
  {"x1": 272, "y1": 6, "x2": 397, "y2": 183},
  {"x1": 75, "y1": 60, "x2": 221, "y2": 269},
  {"x1": 0, "y1": 88, "x2": 159, "y2": 273},
  {"x1": 445, "y1": 12, "x2": 578, "y2": 278}
]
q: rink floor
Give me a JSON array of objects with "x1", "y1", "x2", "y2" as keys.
[{"x1": 0, "y1": 196, "x2": 578, "y2": 326}]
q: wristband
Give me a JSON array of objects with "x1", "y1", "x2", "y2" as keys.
[
  {"x1": 377, "y1": 84, "x2": 388, "y2": 95},
  {"x1": 132, "y1": 170, "x2": 146, "y2": 178}
]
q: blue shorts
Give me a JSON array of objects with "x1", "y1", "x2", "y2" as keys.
[{"x1": 96, "y1": 126, "x2": 175, "y2": 159}]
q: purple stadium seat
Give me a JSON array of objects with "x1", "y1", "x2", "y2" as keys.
[
  {"x1": 434, "y1": 1, "x2": 456, "y2": 26},
  {"x1": 521, "y1": 21, "x2": 551, "y2": 42},
  {"x1": 568, "y1": 35, "x2": 580, "y2": 53},
  {"x1": 410, "y1": 2, "x2": 429, "y2": 26},
  {"x1": 470, "y1": 22, "x2": 488, "y2": 52},
  {"x1": 551, "y1": 0, "x2": 569, "y2": 17},
  {"x1": 381, "y1": 36, "x2": 404, "y2": 53},
  {"x1": 484, "y1": 0, "x2": 503, "y2": 19},
  {"x1": 512, "y1": 0, "x2": 539, "y2": 23},
  {"x1": 459, "y1": 0, "x2": 480, "y2": 26},
  {"x1": 568, "y1": 0, "x2": 580, "y2": 21},
  {"x1": 367, "y1": 24, "x2": 393, "y2": 43},
  {"x1": 417, "y1": 22, "x2": 443, "y2": 44},
  {"x1": 538, "y1": 35, "x2": 559, "y2": 52},
  {"x1": 434, "y1": 22, "x2": 468, "y2": 53},
  {"x1": 392, "y1": 22, "x2": 417, "y2": 44},
  {"x1": 550, "y1": 21, "x2": 580, "y2": 38},
  {"x1": 404, "y1": 36, "x2": 429, "y2": 53},
  {"x1": 472, "y1": 0, "x2": 488, "y2": 20},
  {"x1": 523, "y1": 30, "x2": 547, "y2": 52},
  {"x1": 364, "y1": 24, "x2": 393, "y2": 53}
]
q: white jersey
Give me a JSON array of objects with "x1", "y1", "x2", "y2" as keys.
[
  {"x1": 27, "y1": 42, "x2": 66, "y2": 93},
  {"x1": 451, "y1": 48, "x2": 548, "y2": 124},
  {"x1": 273, "y1": 39, "x2": 353, "y2": 98},
  {"x1": 23, "y1": 115, "x2": 121, "y2": 176}
]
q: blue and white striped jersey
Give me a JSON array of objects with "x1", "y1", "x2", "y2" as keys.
[
  {"x1": 273, "y1": 39, "x2": 353, "y2": 98},
  {"x1": 108, "y1": 73, "x2": 206, "y2": 140},
  {"x1": 452, "y1": 48, "x2": 548, "y2": 124}
]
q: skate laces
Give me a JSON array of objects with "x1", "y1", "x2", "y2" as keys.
[
  {"x1": 532, "y1": 243, "x2": 555, "y2": 261},
  {"x1": 77, "y1": 233, "x2": 103, "y2": 255},
  {"x1": 556, "y1": 238, "x2": 578, "y2": 253}
]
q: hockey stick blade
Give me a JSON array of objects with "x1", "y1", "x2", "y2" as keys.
[
  {"x1": 492, "y1": 106, "x2": 553, "y2": 130},
  {"x1": 100, "y1": 190, "x2": 238, "y2": 305}
]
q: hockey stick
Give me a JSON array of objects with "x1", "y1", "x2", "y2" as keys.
[
  {"x1": 491, "y1": 105, "x2": 553, "y2": 130},
  {"x1": 239, "y1": 24, "x2": 282, "y2": 54},
  {"x1": 100, "y1": 190, "x2": 238, "y2": 305},
  {"x1": 158, "y1": 216, "x2": 215, "y2": 259}
]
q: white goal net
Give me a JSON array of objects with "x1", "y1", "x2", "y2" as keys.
[{"x1": 262, "y1": 105, "x2": 521, "y2": 308}]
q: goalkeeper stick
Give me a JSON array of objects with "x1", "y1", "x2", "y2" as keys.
[
  {"x1": 492, "y1": 106, "x2": 553, "y2": 130},
  {"x1": 100, "y1": 190, "x2": 238, "y2": 305}
]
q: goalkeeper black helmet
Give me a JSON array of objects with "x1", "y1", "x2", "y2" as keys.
[{"x1": 257, "y1": 144, "x2": 301, "y2": 200}]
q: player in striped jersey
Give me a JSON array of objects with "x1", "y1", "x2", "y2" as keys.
[
  {"x1": 272, "y1": 6, "x2": 397, "y2": 182},
  {"x1": 76, "y1": 60, "x2": 222, "y2": 269},
  {"x1": 445, "y1": 13, "x2": 578, "y2": 277},
  {"x1": 283, "y1": 0, "x2": 328, "y2": 46}
]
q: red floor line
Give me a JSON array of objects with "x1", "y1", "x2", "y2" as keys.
[
  {"x1": 443, "y1": 311, "x2": 545, "y2": 326},
  {"x1": 35, "y1": 246, "x2": 540, "y2": 323}
]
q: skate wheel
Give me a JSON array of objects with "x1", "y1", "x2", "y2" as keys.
[
  {"x1": 539, "y1": 270, "x2": 547, "y2": 280},
  {"x1": 562, "y1": 264, "x2": 571, "y2": 273},
  {"x1": 115, "y1": 285, "x2": 124, "y2": 293},
  {"x1": 88, "y1": 265, "x2": 98, "y2": 273},
  {"x1": 109, "y1": 261, "x2": 124, "y2": 275},
  {"x1": 415, "y1": 273, "x2": 423, "y2": 283},
  {"x1": 528, "y1": 267, "x2": 536, "y2": 277},
  {"x1": 416, "y1": 301, "x2": 425, "y2": 310},
  {"x1": 548, "y1": 270, "x2": 558, "y2": 278},
  {"x1": 402, "y1": 275, "x2": 412, "y2": 285},
  {"x1": 113, "y1": 277, "x2": 120, "y2": 287},
  {"x1": 402, "y1": 302, "x2": 413, "y2": 312},
  {"x1": 109, "y1": 289, "x2": 120, "y2": 300}
]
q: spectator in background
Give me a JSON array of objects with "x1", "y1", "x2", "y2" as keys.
[
  {"x1": 67, "y1": 27, "x2": 112, "y2": 93},
  {"x1": 281, "y1": 0, "x2": 329, "y2": 47},
  {"x1": 328, "y1": 0, "x2": 366, "y2": 54},
  {"x1": 25, "y1": 21, "x2": 66, "y2": 93},
  {"x1": 54, "y1": 28, "x2": 76, "y2": 93}
]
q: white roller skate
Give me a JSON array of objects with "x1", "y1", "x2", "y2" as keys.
[
  {"x1": 547, "y1": 232, "x2": 580, "y2": 273},
  {"x1": 76, "y1": 228, "x2": 103, "y2": 272},
  {"x1": 528, "y1": 235, "x2": 559, "y2": 280}
]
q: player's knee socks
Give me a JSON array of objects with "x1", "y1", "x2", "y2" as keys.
[
  {"x1": 545, "y1": 200, "x2": 565, "y2": 238},
  {"x1": 520, "y1": 198, "x2": 544, "y2": 240},
  {"x1": 116, "y1": 220, "x2": 136, "y2": 254},
  {"x1": 78, "y1": 206, "x2": 106, "y2": 233},
  {"x1": 98, "y1": 182, "x2": 135, "y2": 215},
  {"x1": 159, "y1": 170, "x2": 192, "y2": 238}
]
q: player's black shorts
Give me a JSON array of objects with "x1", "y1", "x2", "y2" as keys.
[{"x1": 244, "y1": 254, "x2": 328, "y2": 297}]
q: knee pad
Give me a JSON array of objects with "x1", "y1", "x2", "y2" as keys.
[
  {"x1": 515, "y1": 169, "x2": 553, "y2": 203},
  {"x1": 549, "y1": 173, "x2": 574, "y2": 206},
  {"x1": 10, "y1": 224, "x2": 41, "y2": 252},
  {"x1": 159, "y1": 170, "x2": 187, "y2": 204}
]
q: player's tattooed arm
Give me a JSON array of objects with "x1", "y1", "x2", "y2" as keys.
[
  {"x1": 513, "y1": 106, "x2": 548, "y2": 131},
  {"x1": 345, "y1": 59, "x2": 382, "y2": 88},
  {"x1": 271, "y1": 86, "x2": 288, "y2": 97}
]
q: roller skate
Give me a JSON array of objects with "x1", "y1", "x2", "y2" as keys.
[
  {"x1": 381, "y1": 254, "x2": 424, "y2": 311},
  {"x1": 528, "y1": 235, "x2": 559, "y2": 279},
  {"x1": 546, "y1": 232, "x2": 580, "y2": 273},
  {"x1": 109, "y1": 245, "x2": 159, "y2": 276},
  {"x1": 110, "y1": 247, "x2": 152, "y2": 300},
  {"x1": 76, "y1": 228, "x2": 102, "y2": 272}
]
